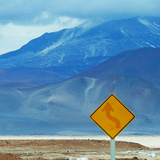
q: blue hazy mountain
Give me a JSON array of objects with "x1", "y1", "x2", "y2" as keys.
[
  {"x1": 0, "y1": 67, "x2": 69, "y2": 88},
  {"x1": 0, "y1": 16, "x2": 160, "y2": 85},
  {"x1": 0, "y1": 48, "x2": 160, "y2": 135}
]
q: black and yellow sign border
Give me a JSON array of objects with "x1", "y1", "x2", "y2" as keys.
[{"x1": 90, "y1": 93, "x2": 136, "y2": 139}]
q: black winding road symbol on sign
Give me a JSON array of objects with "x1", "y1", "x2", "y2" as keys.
[{"x1": 102, "y1": 102, "x2": 121, "y2": 128}]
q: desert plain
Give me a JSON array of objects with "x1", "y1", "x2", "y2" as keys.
[{"x1": 0, "y1": 136, "x2": 159, "y2": 160}]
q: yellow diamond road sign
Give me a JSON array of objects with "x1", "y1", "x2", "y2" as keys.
[{"x1": 90, "y1": 94, "x2": 135, "y2": 139}]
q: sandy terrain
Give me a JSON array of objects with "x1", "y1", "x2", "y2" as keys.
[
  {"x1": 0, "y1": 136, "x2": 159, "y2": 160},
  {"x1": 0, "y1": 135, "x2": 160, "y2": 148}
]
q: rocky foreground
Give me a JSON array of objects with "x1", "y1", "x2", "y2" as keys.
[{"x1": 0, "y1": 139, "x2": 159, "y2": 160}]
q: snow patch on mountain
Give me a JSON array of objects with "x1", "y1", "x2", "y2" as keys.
[
  {"x1": 146, "y1": 42, "x2": 155, "y2": 48},
  {"x1": 120, "y1": 27, "x2": 128, "y2": 36},
  {"x1": 138, "y1": 19, "x2": 151, "y2": 26},
  {"x1": 58, "y1": 53, "x2": 65, "y2": 64},
  {"x1": 89, "y1": 45, "x2": 96, "y2": 57},
  {"x1": 38, "y1": 29, "x2": 78, "y2": 56},
  {"x1": 38, "y1": 41, "x2": 64, "y2": 55},
  {"x1": 138, "y1": 18, "x2": 160, "y2": 36}
]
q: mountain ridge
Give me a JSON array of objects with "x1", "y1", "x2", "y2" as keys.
[
  {"x1": 78, "y1": 47, "x2": 160, "y2": 85},
  {"x1": 0, "y1": 16, "x2": 160, "y2": 76}
]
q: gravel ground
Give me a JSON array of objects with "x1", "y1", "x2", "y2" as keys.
[{"x1": 0, "y1": 139, "x2": 159, "y2": 160}]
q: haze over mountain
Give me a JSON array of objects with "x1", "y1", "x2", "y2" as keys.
[
  {"x1": 0, "y1": 16, "x2": 160, "y2": 85},
  {"x1": 0, "y1": 48, "x2": 159, "y2": 135}
]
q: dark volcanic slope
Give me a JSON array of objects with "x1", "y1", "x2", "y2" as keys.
[{"x1": 79, "y1": 48, "x2": 160, "y2": 84}]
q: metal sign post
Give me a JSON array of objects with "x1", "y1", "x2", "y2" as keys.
[{"x1": 110, "y1": 138, "x2": 115, "y2": 160}]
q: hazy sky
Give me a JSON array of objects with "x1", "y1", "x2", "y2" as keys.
[{"x1": 0, "y1": 0, "x2": 160, "y2": 54}]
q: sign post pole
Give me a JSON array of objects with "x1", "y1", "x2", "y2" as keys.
[
  {"x1": 90, "y1": 94, "x2": 135, "y2": 160},
  {"x1": 110, "y1": 138, "x2": 115, "y2": 160}
]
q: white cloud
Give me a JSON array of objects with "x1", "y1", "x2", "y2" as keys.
[
  {"x1": 0, "y1": 0, "x2": 160, "y2": 54},
  {"x1": 1, "y1": 0, "x2": 160, "y2": 25},
  {"x1": 33, "y1": 11, "x2": 50, "y2": 24},
  {"x1": 0, "y1": 17, "x2": 85, "y2": 54}
]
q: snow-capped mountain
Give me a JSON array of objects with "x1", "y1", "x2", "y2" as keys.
[
  {"x1": 0, "y1": 48, "x2": 160, "y2": 135},
  {"x1": 0, "y1": 16, "x2": 160, "y2": 79}
]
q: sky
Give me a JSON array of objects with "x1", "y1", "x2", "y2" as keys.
[{"x1": 0, "y1": 0, "x2": 160, "y2": 54}]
